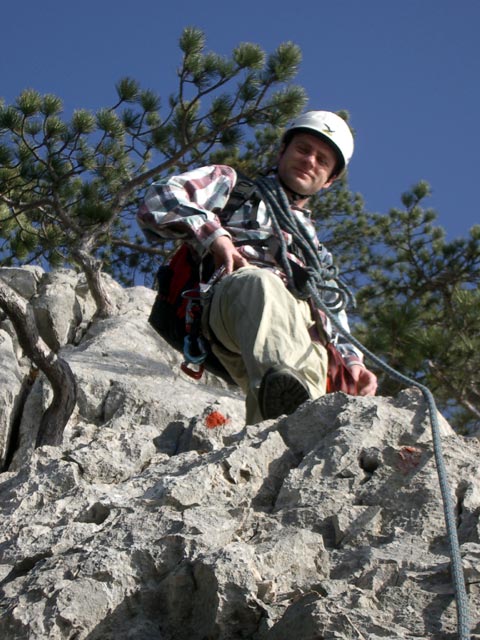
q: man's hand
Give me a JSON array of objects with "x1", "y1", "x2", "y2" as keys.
[
  {"x1": 210, "y1": 235, "x2": 249, "y2": 274},
  {"x1": 349, "y1": 364, "x2": 378, "y2": 396}
]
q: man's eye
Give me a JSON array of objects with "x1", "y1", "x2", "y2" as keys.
[{"x1": 317, "y1": 156, "x2": 328, "y2": 166}]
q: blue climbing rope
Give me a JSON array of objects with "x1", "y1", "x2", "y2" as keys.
[{"x1": 255, "y1": 176, "x2": 471, "y2": 640}]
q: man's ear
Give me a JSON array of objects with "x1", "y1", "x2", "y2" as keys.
[
  {"x1": 277, "y1": 143, "x2": 286, "y2": 163},
  {"x1": 323, "y1": 174, "x2": 338, "y2": 189}
]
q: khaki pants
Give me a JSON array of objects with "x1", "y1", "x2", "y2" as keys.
[{"x1": 204, "y1": 267, "x2": 328, "y2": 424}]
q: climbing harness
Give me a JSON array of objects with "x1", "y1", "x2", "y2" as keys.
[{"x1": 254, "y1": 176, "x2": 472, "y2": 640}]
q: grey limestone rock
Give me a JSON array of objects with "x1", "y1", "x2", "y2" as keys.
[{"x1": 0, "y1": 268, "x2": 479, "y2": 640}]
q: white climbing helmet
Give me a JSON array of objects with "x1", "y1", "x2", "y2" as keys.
[{"x1": 283, "y1": 110, "x2": 354, "y2": 175}]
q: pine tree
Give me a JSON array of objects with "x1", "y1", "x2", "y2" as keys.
[
  {"x1": 0, "y1": 27, "x2": 307, "y2": 309},
  {"x1": 353, "y1": 182, "x2": 480, "y2": 432}
]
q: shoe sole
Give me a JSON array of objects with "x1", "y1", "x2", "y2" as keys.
[{"x1": 259, "y1": 367, "x2": 310, "y2": 419}]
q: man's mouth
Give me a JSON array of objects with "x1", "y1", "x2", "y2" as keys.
[{"x1": 293, "y1": 167, "x2": 311, "y2": 179}]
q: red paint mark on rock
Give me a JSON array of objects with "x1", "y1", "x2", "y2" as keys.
[
  {"x1": 397, "y1": 446, "x2": 423, "y2": 474},
  {"x1": 205, "y1": 411, "x2": 230, "y2": 429}
]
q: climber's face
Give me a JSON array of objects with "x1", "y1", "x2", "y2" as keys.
[{"x1": 277, "y1": 132, "x2": 337, "y2": 202}]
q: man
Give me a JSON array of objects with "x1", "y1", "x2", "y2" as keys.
[{"x1": 137, "y1": 111, "x2": 377, "y2": 424}]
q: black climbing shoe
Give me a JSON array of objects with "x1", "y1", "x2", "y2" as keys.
[{"x1": 258, "y1": 366, "x2": 311, "y2": 420}]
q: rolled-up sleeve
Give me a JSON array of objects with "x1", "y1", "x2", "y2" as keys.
[{"x1": 137, "y1": 165, "x2": 237, "y2": 256}]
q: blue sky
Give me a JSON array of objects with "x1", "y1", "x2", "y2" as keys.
[{"x1": 1, "y1": 0, "x2": 479, "y2": 240}]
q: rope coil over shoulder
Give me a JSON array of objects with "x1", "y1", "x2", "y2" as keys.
[{"x1": 255, "y1": 177, "x2": 472, "y2": 640}]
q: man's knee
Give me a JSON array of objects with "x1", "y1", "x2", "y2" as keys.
[{"x1": 219, "y1": 267, "x2": 289, "y2": 305}]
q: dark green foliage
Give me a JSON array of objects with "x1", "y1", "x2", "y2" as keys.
[{"x1": 351, "y1": 185, "x2": 480, "y2": 432}]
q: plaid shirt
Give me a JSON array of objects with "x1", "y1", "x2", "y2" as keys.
[{"x1": 138, "y1": 164, "x2": 364, "y2": 367}]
